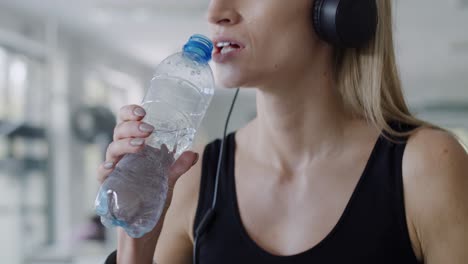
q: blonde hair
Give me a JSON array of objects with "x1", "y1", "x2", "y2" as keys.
[{"x1": 335, "y1": 0, "x2": 432, "y2": 136}]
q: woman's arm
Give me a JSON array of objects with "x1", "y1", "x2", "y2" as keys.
[
  {"x1": 403, "y1": 128, "x2": 468, "y2": 263},
  {"x1": 113, "y1": 149, "x2": 200, "y2": 264},
  {"x1": 97, "y1": 105, "x2": 202, "y2": 264},
  {"x1": 154, "y1": 149, "x2": 203, "y2": 263}
]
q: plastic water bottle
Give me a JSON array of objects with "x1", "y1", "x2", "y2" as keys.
[{"x1": 94, "y1": 34, "x2": 215, "y2": 238}]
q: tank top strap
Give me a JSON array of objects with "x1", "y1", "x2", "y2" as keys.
[{"x1": 193, "y1": 132, "x2": 236, "y2": 238}]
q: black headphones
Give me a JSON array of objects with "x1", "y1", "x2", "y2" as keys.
[{"x1": 313, "y1": 0, "x2": 378, "y2": 48}]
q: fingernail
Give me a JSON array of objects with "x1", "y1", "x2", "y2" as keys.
[
  {"x1": 133, "y1": 107, "x2": 146, "y2": 117},
  {"x1": 130, "y1": 138, "x2": 145, "y2": 146},
  {"x1": 103, "y1": 162, "x2": 114, "y2": 170},
  {"x1": 139, "y1": 123, "x2": 154, "y2": 133},
  {"x1": 192, "y1": 153, "x2": 200, "y2": 166}
]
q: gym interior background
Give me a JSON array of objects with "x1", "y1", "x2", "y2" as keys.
[{"x1": 0, "y1": 0, "x2": 466, "y2": 263}]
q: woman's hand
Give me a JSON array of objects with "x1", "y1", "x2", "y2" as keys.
[{"x1": 97, "y1": 104, "x2": 199, "y2": 264}]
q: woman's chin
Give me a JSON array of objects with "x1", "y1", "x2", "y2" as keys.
[
  {"x1": 215, "y1": 75, "x2": 246, "y2": 89},
  {"x1": 213, "y1": 66, "x2": 253, "y2": 88}
]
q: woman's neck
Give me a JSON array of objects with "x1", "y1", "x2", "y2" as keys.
[{"x1": 245, "y1": 58, "x2": 356, "y2": 173}]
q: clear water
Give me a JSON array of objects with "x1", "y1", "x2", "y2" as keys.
[
  {"x1": 95, "y1": 43, "x2": 214, "y2": 238},
  {"x1": 95, "y1": 77, "x2": 212, "y2": 238},
  {"x1": 142, "y1": 101, "x2": 196, "y2": 159},
  {"x1": 142, "y1": 76, "x2": 211, "y2": 157},
  {"x1": 95, "y1": 145, "x2": 174, "y2": 238}
]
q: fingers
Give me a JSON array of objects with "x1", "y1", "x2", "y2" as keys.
[
  {"x1": 97, "y1": 104, "x2": 149, "y2": 185},
  {"x1": 119, "y1": 105, "x2": 146, "y2": 122},
  {"x1": 97, "y1": 161, "x2": 114, "y2": 184},
  {"x1": 97, "y1": 138, "x2": 147, "y2": 184},
  {"x1": 168, "y1": 151, "x2": 200, "y2": 187},
  {"x1": 106, "y1": 138, "x2": 146, "y2": 163},
  {"x1": 113, "y1": 121, "x2": 154, "y2": 141}
]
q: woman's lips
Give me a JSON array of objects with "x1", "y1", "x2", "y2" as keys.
[{"x1": 212, "y1": 39, "x2": 245, "y2": 63}]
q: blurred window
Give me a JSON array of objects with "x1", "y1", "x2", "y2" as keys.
[
  {"x1": 0, "y1": 47, "x2": 46, "y2": 126},
  {"x1": 0, "y1": 47, "x2": 6, "y2": 119},
  {"x1": 8, "y1": 55, "x2": 28, "y2": 122},
  {"x1": 85, "y1": 68, "x2": 143, "y2": 112},
  {"x1": 0, "y1": 45, "x2": 49, "y2": 263}
]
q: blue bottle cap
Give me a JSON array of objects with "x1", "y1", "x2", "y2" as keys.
[{"x1": 183, "y1": 34, "x2": 213, "y2": 64}]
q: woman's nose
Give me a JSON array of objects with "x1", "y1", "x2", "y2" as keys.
[{"x1": 207, "y1": 0, "x2": 240, "y2": 26}]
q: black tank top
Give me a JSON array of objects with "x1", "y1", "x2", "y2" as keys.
[{"x1": 194, "y1": 124, "x2": 420, "y2": 264}]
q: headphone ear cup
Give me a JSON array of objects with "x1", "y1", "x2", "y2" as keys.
[
  {"x1": 312, "y1": 0, "x2": 378, "y2": 48},
  {"x1": 335, "y1": 0, "x2": 377, "y2": 47},
  {"x1": 312, "y1": 0, "x2": 325, "y2": 40}
]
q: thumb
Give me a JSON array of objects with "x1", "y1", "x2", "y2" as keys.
[{"x1": 167, "y1": 151, "x2": 199, "y2": 188}]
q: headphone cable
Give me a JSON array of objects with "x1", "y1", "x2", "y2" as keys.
[{"x1": 193, "y1": 88, "x2": 240, "y2": 264}]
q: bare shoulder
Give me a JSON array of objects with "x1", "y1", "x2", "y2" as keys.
[
  {"x1": 403, "y1": 127, "x2": 468, "y2": 263},
  {"x1": 404, "y1": 127, "x2": 467, "y2": 182}
]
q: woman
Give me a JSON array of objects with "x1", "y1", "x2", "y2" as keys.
[{"x1": 98, "y1": 0, "x2": 468, "y2": 263}]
